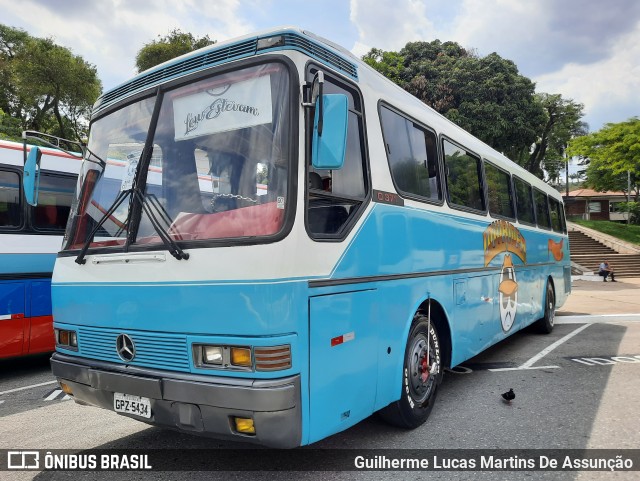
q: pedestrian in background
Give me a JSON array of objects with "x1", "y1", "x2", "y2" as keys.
[{"x1": 598, "y1": 260, "x2": 616, "y2": 282}]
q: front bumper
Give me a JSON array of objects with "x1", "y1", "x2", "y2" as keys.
[{"x1": 51, "y1": 352, "x2": 302, "y2": 448}]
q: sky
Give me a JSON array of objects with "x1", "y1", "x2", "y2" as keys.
[{"x1": 1, "y1": 0, "x2": 639, "y2": 133}]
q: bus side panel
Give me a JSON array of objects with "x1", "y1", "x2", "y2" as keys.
[
  {"x1": 371, "y1": 277, "x2": 453, "y2": 412},
  {"x1": 0, "y1": 281, "x2": 26, "y2": 358},
  {"x1": 308, "y1": 289, "x2": 378, "y2": 444},
  {"x1": 27, "y1": 280, "x2": 54, "y2": 354}
]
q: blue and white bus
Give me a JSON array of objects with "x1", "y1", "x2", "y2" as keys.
[
  {"x1": 1, "y1": 139, "x2": 79, "y2": 358},
  {"x1": 24, "y1": 27, "x2": 570, "y2": 447}
]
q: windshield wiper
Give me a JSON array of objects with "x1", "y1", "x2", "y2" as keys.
[
  {"x1": 74, "y1": 188, "x2": 189, "y2": 265},
  {"x1": 132, "y1": 189, "x2": 189, "y2": 261},
  {"x1": 75, "y1": 189, "x2": 131, "y2": 265}
]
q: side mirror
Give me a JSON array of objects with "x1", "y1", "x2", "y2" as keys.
[
  {"x1": 312, "y1": 94, "x2": 348, "y2": 170},
  {"x1": 23, "y1": 146, "x2": 42, "y2": 206}
]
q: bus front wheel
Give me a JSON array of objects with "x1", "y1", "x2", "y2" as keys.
[
  {"x1": 380, "y1": 314, "x2": 442, "y2": 429},
  {"x1": 534, "y1": 282, "x2": 555, "y2": 334}
]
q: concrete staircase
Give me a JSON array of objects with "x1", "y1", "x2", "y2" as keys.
[{"x1": 569, "y1": 230, "x2": 640, "y2": 277}]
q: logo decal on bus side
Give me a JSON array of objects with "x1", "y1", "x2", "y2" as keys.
[
  {"x1": 483, "y1": 221, "x2": 526, "y2": 333},
  {"x1": 548, "y1": 238, "x2": 564, "y2": 261}
]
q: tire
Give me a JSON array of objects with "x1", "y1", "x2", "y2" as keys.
[
  {"x1": 379, "y1": 314, "x2": 443, "y2": 428},
  {"x1": 534, "y1": 282, "x2": 555, "y2": 334}
]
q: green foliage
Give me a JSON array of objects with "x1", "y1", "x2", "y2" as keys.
[
  {"x1": 363, "y1": 41, "x2": 547, "y2": 169},
  {"x1": 572, "y1": 218, "x2": 640, "y2": 245},
  {"x1": 362, "y1": 48, "x2": 405, "y2": 85},
  {"x1": 529, "y1": 93, "x2": 587, "y2": 180},
  {"x1": 0, "y1": 108, "x2": 21, "y2": 140},
  {"x1": 0, "y1": 23, "x2": 101, "y2": 141},
  {"x1": 363, "y1": 40, "x2": 587, "y2": 180},
  {"x1": 567, "y1": 118, "x2": 640, "y2": 200},
  {"x1": 618, "y1": 202, "x2": 640, "y2": 225},
  {"x1": 135, "y1": 29, "x2": 216, "y2": 72}
]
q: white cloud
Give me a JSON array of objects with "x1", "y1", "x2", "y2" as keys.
[
  {"x1": 350, "y1": 0, "x2": 435, "y2": 56},
  {"x1": 534, "y1": 24, "x2": 640, "y2": 130},
  {"x1": 1, "y1": 0, "x2": 254, "y2": 90},
  {"x1": 349, "y1": 0, "x2": 640, "y2": 131}
]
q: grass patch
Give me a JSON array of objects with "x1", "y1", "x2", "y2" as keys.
[{"x1": 572, "y1": 219, "x2": 640, "y2": 246}]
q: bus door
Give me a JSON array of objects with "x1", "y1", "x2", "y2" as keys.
[
  {"x1": 308, "y1": 289, "x2": 378, "y2": 443},
  {"x1": 452, "y1": 274, "x2": 497, "y2": 358},
  {"x1": 0, "y1": 282, "x2": 26, "y2": 358}
]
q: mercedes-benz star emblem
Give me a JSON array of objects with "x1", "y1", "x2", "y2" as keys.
[{"x1": 116, "y1": 334, "x2": 136, "y2": 362}]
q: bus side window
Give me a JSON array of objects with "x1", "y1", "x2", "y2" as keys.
[
  {"x1": 0, "y1": 169, "x2": 22, "y2": 228},
  {"x1": 513, "y1": 176, "x2": 535, "y2": 225},
  {"x1": 534, "y1": 188, "x2": 551, "y2": 229},
  {"x1": 443, "y1": 139, "x2": 484, "y2": 212},
  {"x1": 379, "y1": 105, "x2": 441, "y2": 202},
  {"x1": 549, "y1": 196, "x2": 563, "y2": 232},
  {"x1": 306, "y1": 69, "x2": 368, "y2": 238},
  {"x1": 485, "y1": 161, "x2": 514, "y2": 219},
  {"x1": 32, "y1": 172, "x2": 76, "y2": 231}
]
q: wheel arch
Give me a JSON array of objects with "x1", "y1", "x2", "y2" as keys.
[{"x1": 415, "y1": 297, "x2": 453, "y2": 371}]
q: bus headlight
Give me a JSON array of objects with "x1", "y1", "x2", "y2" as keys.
[
  {"x1": 192, "y1": 343, "x2": 291, "y2": 371},
  {"x1": 55, "y1": 328, "x2": 78, "y2": 351},
  {"x1": 203, "y1": 346, "x2": 223, "y2": 365}
]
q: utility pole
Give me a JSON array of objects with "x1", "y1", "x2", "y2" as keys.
[
  {"x1": 628, "y1": 169, "x2": 631, "y2": 225},
  {"x1": 565, "y1": 152, "x2": 569, "y2": 197}
]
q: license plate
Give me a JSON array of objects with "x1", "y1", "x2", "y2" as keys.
[{"x1": 113, "y1": 393, "x2": 151, "y2": 418}]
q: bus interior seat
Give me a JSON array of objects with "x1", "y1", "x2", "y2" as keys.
[
  {"x1": 308, "y1": 204, "x2": 349, "y2": 234},
  {"x1": 308, "y1": 172, "x2": 323, "y2": 190},
  {"x1": 35, "y1": 205, "x2": 58, "y2": 228}
]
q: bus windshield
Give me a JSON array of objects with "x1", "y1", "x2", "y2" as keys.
[{"x1": 64, "y1": 62, "x2": 292, "y2": 251}]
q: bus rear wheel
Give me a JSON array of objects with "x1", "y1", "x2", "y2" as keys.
[
  {"x1": 534, "y1": 282, "x2": 555, "y2": 334},
  {"x1": 380, "y1": 314, "x2": 442, "y2": 429}
]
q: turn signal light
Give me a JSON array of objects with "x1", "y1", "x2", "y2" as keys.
[
  {"x1": 230, "y1": 347, "x2": 252, "y2": 367},
  {"x1": 55, "y1": 328, "x2": 78, "y2": 350}
]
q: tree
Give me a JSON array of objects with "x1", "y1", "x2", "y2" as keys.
[
  {"x1": 567, "y1": 118, "x2": 640, "y2": 201},
  {"x1": 0, "y1": 24, "x2": 101, "y2": 141},
  {"x1": 0, "y1": 107, "x2": 21, "y2": 139},
  {"x1": 527, "y1": 93, "x2": 587, "y2": 179},
  {"x1": 0, "y1": 25, "x2": 29, "y2": 123},
  {"x1": 363, "y1": 41, "x2": 546, "y2": 169},
  {"x1": 135, "y1": 29, "x2": 216, "y2": 72}
]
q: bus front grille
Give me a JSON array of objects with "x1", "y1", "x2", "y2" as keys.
[{"x1": 77, "y1": 327, "x2": 190, "y2": 372}]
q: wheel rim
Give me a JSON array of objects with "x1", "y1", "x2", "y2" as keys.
[
  {"x1": 547, "y1": 289, "x2": 555, "y2": 327},
  {"x1": 408, "y1": 333, "x2": 437, "y2": 405}
]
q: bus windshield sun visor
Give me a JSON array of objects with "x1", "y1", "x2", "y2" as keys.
[{"x1": 74, "y1": 188, "x2": 189, "y2": 265}]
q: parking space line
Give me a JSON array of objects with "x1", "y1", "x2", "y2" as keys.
[
  {"x1": 0, "y1": 380, "x2": 57, "y2": 396},
  {"x1": 490, "y1": 324, "x2": 590, "y2": 372},
  {"x1": 557, "y1": 314, "x2": 640, "y2": 323}
]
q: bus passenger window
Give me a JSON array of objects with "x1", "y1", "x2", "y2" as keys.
[
  {"x1": 380, "y1": 106, "x2": 441, "y2": 202},
  {"x1": 513, "y1": 177, "x2": 535, "y2": 225},
  {"x1": 485, "y1": 162, "x2": 514, "y2": 219},
  {"x1": 0, "y1": 170, "x2": 21, "y2": 228},
  {"x1": 443, "y1": 140, "x2": 484, "y2": 211},
  {"x1": 549, "y1": 197, "x2": 563, "y2": 232},
  {"x1": 534, "y1": 188, "x2": 551, "y2": 229}
]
